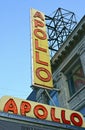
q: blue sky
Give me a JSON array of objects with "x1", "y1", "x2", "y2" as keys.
[{"x1": 0, "y1": 0, "x2": 85, "y2": 99}]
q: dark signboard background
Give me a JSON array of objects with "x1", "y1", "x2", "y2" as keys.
[
  {"x1": 0, "y1": 112, "x2": 84, "y2": 130},
  {"x1": 0, "y1": 119, "x2": 62, "y2": 130}
]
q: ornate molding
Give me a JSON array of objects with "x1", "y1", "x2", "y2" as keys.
[{"x1": 77, "y1": 43, "x2": 85, "y2": 55}]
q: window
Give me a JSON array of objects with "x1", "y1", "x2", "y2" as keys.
[
  {"x1": 66, "y1": 60, "x2": 85, "y2": 96},
  {"x1": 49, "y1": 91, "x2": 59, "y2": 106},
  {"x1": 79, "y1": 106, "x2": 85, "y2": 121}
]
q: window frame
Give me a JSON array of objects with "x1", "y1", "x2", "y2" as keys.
[{"x1": 65, "y1": 58, "x2": 85, "y2": 97}]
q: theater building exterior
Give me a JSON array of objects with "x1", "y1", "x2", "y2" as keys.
[
  {"x1": 27, "y1": 9, "x2": 85, "y2": 129},
  {"x1": 31, "y1": 15, "x2": 85, "y2": 121},
  {"x1": 51, "y1": 15, "x2": 85, "y2": 115},
  {"x1": 0, "y1": 9, "x2": 85, "y2": 130}
]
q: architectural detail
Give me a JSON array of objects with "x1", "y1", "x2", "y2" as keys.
[
  {"x1": 55, "y1": 72, "x2": 70, "y2": 108},
  {"x1": 78, "y1": 43, "x2": 85, "y2": 55},
  {"x1": 78, "y1": 43, "x2": 85, "y2": 75},
  {"x1": 36, "y1": 88, "x2": 48, "y2": 104},
  {"x1": 51, "y1": 16, "x2": 85, "y2": 117},
  {"x1": 45, "y1": 8, "x2": 77, "y2": 57}
]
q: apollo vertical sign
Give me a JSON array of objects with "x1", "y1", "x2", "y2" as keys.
[{"x1": 31, "y1": 9, "x2": 53, "y2": 89}]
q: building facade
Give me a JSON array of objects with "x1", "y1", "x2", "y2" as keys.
[
  {"x1": 0, "y1": 111, "x2": 84, "y2": 130},
  {"x1": 28, "y1": 16, "x2": 85, "y2": 120},
  {"x1": 51, "y1": 15, "x2": 85, "y2": 117}
]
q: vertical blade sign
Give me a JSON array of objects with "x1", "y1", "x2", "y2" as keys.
[{"x1": 31, "y1": 8, "x2": 53, "y2": 89}]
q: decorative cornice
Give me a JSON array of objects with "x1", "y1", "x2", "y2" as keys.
[
  {"x1": 51, "y1": 19, "x2": 85, "y2": 72},
  {"x1": 77, "y1": 43, "x2": 85, "y2": 55}
]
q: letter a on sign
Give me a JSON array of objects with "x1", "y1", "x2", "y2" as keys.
[{"x1": 30, "y1": 8, "x2": 53, "y2": 89}]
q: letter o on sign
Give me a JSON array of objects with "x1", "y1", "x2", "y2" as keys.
[
  {"x1": 36, "y1": 67, "x2": 51, "y2": 82},
  {"x1": 34, "y1": 29, "x2": 47, "y2": 40},
  {"x1": 70, "y1": 113, "x2": 83, "y2": 127},
  {"x1": 34, "y1": 104, "x2": 48, "y2": 119}
]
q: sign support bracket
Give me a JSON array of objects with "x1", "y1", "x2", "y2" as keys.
[{"x1": 44, "y1": 89, "x2": 56, "y2": 106}]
